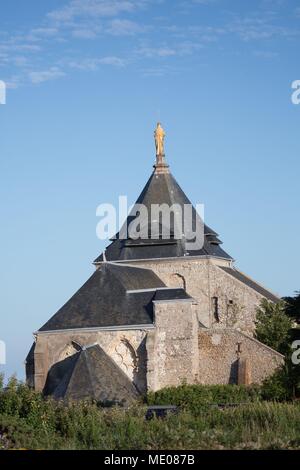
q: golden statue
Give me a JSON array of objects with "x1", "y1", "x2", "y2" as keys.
[{"x1": 154, "y1": 122, "x2": 165, "y2": 156}]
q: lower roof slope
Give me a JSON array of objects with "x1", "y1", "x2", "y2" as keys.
[
  {"x1": 39, "y1": 262, "x2": 190, "y2": 332},
  {"x1": 44, "y1": 344, "x2": 139, "y2": 404}
]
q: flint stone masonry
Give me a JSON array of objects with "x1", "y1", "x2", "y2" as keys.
[{"x1": 198, "y1": 329, "x2": 284, "y2": 385}]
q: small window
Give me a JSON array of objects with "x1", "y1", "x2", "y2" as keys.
[{"x1": 212, "y1": 296, "x2": 220, "y2": 322}]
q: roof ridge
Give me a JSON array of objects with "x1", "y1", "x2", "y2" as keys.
[
  {"x1": 232, "y1": 267, "x2": 280, "y2": 300},
  {"x1": 218, "y1": 266, "x2": 279, "y2": 303},
  {"x1": 101, "y1": 263, "x2": 128, "y2": 293},
  {"x1": 107, "y1": 261, "x2": 157, "y2": 271},
  {"x1": 62, "y1": 352, "x2": 81, "y2": 397},
  {"x1": 82, "y1": 348, "x2": 97, "y2": 400}
]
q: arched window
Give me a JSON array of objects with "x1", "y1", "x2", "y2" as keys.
[
  {"x1": 59, "y1": 341, "x2": 82, "y2": 361},
  {"x1": 170, "y1": 273, "x2": 186, "y2": 290},
  {"x1": 112, "y1": 338, "x2": 138, "y2": 382}
]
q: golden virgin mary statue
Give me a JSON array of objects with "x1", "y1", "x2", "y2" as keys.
[{"x1": 154, "y1": 122, "x2": 166, "y2": 156}]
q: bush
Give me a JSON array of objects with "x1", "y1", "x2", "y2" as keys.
[
  {"x1": 260, "y1": 367, "x2": 291, "y2": 401},
  {"x1": 146, "y1": 384, "x2": 262, "y2": 413},
  {"x1": 0, "y1": 376, "x2": 57, "y2": 432},
  {"x1": 0, "y1": 378, "x2": 300, "y2": 449},
  {"x1": 254, "y1": 299, "x2": 293, "y2": 355}
]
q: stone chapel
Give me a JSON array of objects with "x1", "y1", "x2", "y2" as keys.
[{"x1": 25, "y1": 124, "x2": 283, "y2": 404}]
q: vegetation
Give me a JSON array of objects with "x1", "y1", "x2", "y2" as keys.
[
  {"x1": 283, "y1": 291, "x2": 300, "y2": 324},
  {"x1": 255, "y1": 298, "x2": 300, "y2": 399},
  {"x1": 254, "y1": 299, "x2": 293, "y2": 355},
  {"x1": 0, "y1": 379, "x2": 300, "y2": 450},
  {"x1": 0, "y1": 376, "x2": 300, "y2": 450},
  {"x1": 1, "y1": 295, "x2": 300, "y2": 450},
  {"x1": 147, "y1": 383, "x2": 262, "y2": 413}
]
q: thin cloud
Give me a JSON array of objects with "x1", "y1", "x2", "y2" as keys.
[
  {"x1": 68, "y1": 56, "x2": 126, "y2": 70},
  {"x1": 4, "y1": 75, "x2": 22, "y2": 89},
  {"x1": 137, "y1": 41, "x2": 203, "y2": 58},
  {"x1": 137, "y1": 46, "x2": 176, "y2": 58},
  {"x1": 0, "y1": 42, "x2": 41, "y2": 53},
  {"x1": 192, "y1": 0, "x2": 218, "y2": 3},
  {"x1": 140, "y1": 64, "x2": 182, "y2": 77},
  {"x1": 27, "y1": 28, "x2": 58, "y2": 41},
  {"x1": 29, "y1": 67, "x2": 66, "y2": 84},
  {"x1": 99, "y1": 56, "x2": 126, "y2": 66},
  {"x1": 253, "y1": 50, "x2": 278, "y2": 59},
  {"x1": 228, "y1": 16, "x2": 300, "y2": 41},
  {"x1": 72, "y1": 28, "x2": 101, "y2": 38},
  {"x1": 1, "y1": 0, "x2": 300, "y2": 88},
  {"x1": 0, "y1": 52, "x2": 30, "y2": 69},
  {"x1": 47, "y1": 0, "x2": 140, "y2": 23},
  {"x1": 107, "y1": 19, "x2": 146, "y2": 35}
]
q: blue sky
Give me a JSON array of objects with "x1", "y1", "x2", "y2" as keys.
[{"x1": 0, "y1": 0, "x2": 300, "y2": 380}]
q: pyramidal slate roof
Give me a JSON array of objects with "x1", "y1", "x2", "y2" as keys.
[
  {"x1": 43, "y1": 344, "x2": 139, "y2": 404},
  {"x1": 94, "y1": 167, "x2": 232, "y2": 263},
  {"x1": 39, "y1": 262, "x2": 191, "y2": 332}
]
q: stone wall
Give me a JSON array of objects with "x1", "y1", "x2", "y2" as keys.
[
  {"x1": 146, "y1": 299, "x2": 199, "y2": 391},
  {"x1": 31, "y1": 258, "x2": 281, "y2": 395},
  {"x1": 33, "y1": 328, "x2": 149, "y2": 393},
  {"x1": 133, "y1": 258, "x2": 273, "y2": 335},
  {"x1": 198, "y1": 328, "x2": 284, "y2": 385},
  {"x1": 209, "y1": 265, "x2": 267, "y2": 336}
]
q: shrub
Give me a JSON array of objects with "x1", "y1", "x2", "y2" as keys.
[
  {"x1": 146, "y1": 383, "x2": 262, "y2": 413},
  {"x1": 0, "y1": 378, "x2": 300, "y2": 449},
  {"x1": 260, "y1": 366, "x2": 291, "y2": 401},
  {"x1": 254, "y1": 299, "x2": 293, "y2": 355}
]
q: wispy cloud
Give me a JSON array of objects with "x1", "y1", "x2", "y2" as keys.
[
  {"x1": 140, "y1": 64, "x2": 181, "y2": 78},
  {"x1": 0, "y1": 42, "x2": 41, "y2": 53},
  {"x1": 98, "y1": 56, "x2": 126, "y2": 66},
  {"x1": 253, "y1": 50, "x2": 278, "y2": 59},
  {"x1": 26, "y1": 28, "x2": 59, "y2": 42},
  {"x1": 137, "y1": 46, "x2": 177, "y2": 58},
  {"x1": 192, "y1": 0, "x2": 218, "y2": 4},
  {"x1": 28, "y1": 67, "x2": 66, "y2": 84},
  {"x1": 2, "y1": 74, "x2": 22, "y2": 89},
  {"x1": 137, "y1": 40, "x2": 203, "y2": 59},
  {"x1": 1, "y1": 0, "x2": 299, "y2": 89},
  {"x1": 67, "y1": 56, "x2": 126, "y2": 70},
  {"x1": 47, "y1": 0, "x2": 143, "y2": 23},
  {"x1": 71, "y1": 27, "x2": 101, "y2": 39},
  {"x1": 228, "y1": 15, "x2": 300, "y2": 41},
  {"x1": 0, "y1": 1, "x2": 149, "y2": 87},
  {"x1": 106, "y1": 19, "x2": 146, "y2": 35}
]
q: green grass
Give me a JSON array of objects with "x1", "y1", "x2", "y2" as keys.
[
  {"x1": 0, "y1": 401, "x2": 300, "y2": 450},
  {"x1": 0, "y1": 378, "x2": 299, "y2": 450}
]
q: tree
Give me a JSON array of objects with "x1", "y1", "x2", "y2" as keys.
[
  {"x1": 282, "y1": 291, "x2": 300, "y2": 324},
  {"x1": 255, "y1": 299, "x2": 300, "y2": 399},
  {"x1": 254, "y1": 299, "x2": 293, "y2": 355}
]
